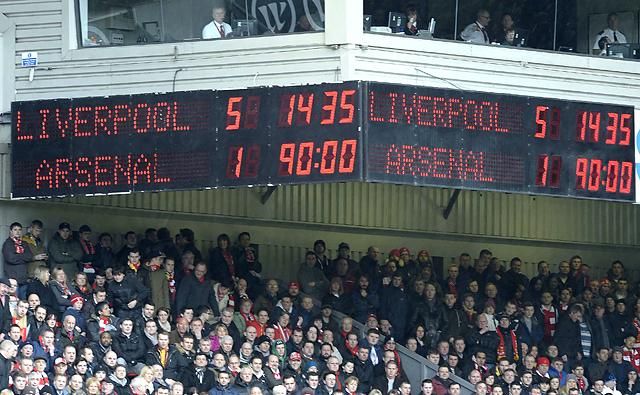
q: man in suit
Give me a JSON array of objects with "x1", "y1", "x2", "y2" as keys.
[
  {"x1": 202, "y1": 6, "x2": 233, "y2": 39},
  {"x1": 0, "y1": 278, "x2": 12, "y2": 335},
  {"x1": 373, "y1": 361, "x2": 402, "y2": 393},
  {"x1": 460, "y1": 9, "x2": 491, "y2": 44},
  {"x1": 0, "y1": 339, "x2": 18, "y2": 388},
  {"x1": 181, "y1": 353, "x2": 216, "y2": 392}
]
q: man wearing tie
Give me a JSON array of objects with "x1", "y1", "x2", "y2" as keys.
[
  {"x1": 202, "y1": 6, "x2": 233, "y2": 39},
  {"x1": 460, "y1": 9, "x2": 491, "y2": 44},
  {"x1": 593, "y1": 13, "x2": 627, "y2": 55}
]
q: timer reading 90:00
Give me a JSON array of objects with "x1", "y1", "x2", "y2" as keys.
[{"x1": 278, "y1": 140, "x2": 358, "y2": 177}]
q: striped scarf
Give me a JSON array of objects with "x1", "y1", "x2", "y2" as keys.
[
  {"x1": 579, "y1": 321, "x2": 591, "y2": 358},
  {"x1": 11, "y1": 237, "x2": 24, "y2": 254},
  {"x1": 540, "y1": 305, "x2": 557, "y2": 342}
]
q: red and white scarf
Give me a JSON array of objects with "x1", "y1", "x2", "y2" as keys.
[
  {"x1": 12, "y1": 237, "x2": 24, "y2": 254},
  {"x1": 496, "y1": 326, "x2": 519, "y2": 362}
]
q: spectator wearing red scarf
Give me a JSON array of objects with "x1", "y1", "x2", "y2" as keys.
[{"x1": 2, "y1": 222, "x2": 33, "y2": 285}]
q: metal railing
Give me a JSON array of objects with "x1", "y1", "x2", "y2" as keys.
[{"x1": 332, "y1": 310, "x2": 476, "y2": 395}]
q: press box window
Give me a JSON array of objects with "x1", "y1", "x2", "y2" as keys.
[{"x1": 75, "y1": 0, "x2": 325, "y2": 47}]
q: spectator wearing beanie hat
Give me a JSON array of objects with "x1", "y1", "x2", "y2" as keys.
[{"x1": 62, "y1": 294, "x2": 86, "y2": 332}]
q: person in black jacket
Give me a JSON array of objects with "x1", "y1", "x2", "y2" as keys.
[
  {"x1": 77, "y1": 225, "x2": 98, "y2": 283},
  {"x1": 465, "y1": 313, "x2": 499, "y2": 366},
  {"x1": 108, "y1": 266, "x2": 150, "y2": 319},
  {"x1": 233, "y1": 233, "x2": 262, "y2": 298},
  {"x1": 0, "y1": 278, "x2": 13, "y2": 335},
  {"x1": 410, "y1": 283, "x2": 448, "y2": 350},
  {"x1": 372, "y1": 360, "x2": 402, "y2": 392},
  {"x1": 352, "y1": 347, "x2": 374, "y2": 393},
  {"x1": 146, "y1": 332, "x2": 182, "y2": 381},
  {"x1": 208, "y1": 234, "x2": 235, "y2": 284},
  {"x1": 175, "y1": 262, "x2": 214, "y2": 314},
  {"x1": 234, "y1": 367, "x2": 259, "y2": 395},
  {"x1": 112, "y1": 318, "x2": 146, "y2": 374},
  {"x1": 0, "y1": 340, "x2": 18, "y2": 388},
  {"x1": 94, "y1": 233, "x2": 116, "y2": 272},
  {"x1": 442, "y1": 292, "x2": 470, "y2": 343},
  {"x1": 591, "y1": 303, "x2": 615, "y2": 352},
  {"x1": 379, "y1": 274, "x2": 410, "y2": 343},
  {"x1": 181, "y1": 353, "x2": 216, "y2": 393},
  {"x1": 554, "y1": 304, "x2": 585, "y2": 361},
  {"x1": 2, "y1": 222, "x2": 33, "y2": 285}
]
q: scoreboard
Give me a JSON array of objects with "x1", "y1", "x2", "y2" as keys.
[
  {"x1": 366, "y1": 83, "x2": 635, "y2": 201},
  {"x1": 11, "y1": 81, "x2": 635, "y2": 202}
]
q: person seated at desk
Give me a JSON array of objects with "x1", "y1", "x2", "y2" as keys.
[
  {"x1": 593, "y1": 12, "x2": 627, "y2": 55},
  {"x1": 404, "y1": 5, "x2": 420, "y2": 36},
  {"x1": 501, "y1": 28, "x2": 516, "y2": 46},
  {"x1": 460, "y1": 9, "x2": 491, "y2": 44},
  {"x1": 494, "y1": 13, "x2": 514, "y2": 44},
  {"x1": 202, "y1": 5, "x2": 233, "y2": 39}
]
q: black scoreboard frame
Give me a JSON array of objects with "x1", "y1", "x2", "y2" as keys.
[{"x1": 11, "y1": 81, "x2": 635, "y2": 202}]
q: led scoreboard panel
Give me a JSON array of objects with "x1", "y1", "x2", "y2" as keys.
[
  {"x1": 366, "y1": 83, "x2": 635, "y2": 202},
  {"x1": 11, "y1": 81, "x2": 635, "y2": 202},
  {"x1": 11, "y1": 82, "x2": 362, "y2": 198}
]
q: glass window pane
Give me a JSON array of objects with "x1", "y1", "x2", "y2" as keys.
[{"x1": 78, "y1": 0, "x2": 325, "y2": 47}]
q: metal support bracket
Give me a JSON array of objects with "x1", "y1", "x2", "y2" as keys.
[
  {"x1": 442, "y1": 189, "x2": 461, "y2": 219},
  {"x1": 260, "y1": 186, "x2": 278, "y2": 205}
]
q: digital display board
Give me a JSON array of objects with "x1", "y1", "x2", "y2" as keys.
[
  {"x1": 11, "y1": 82, "x2": 362, "y2": 198},
  {"x1": 365, "y1": 82, "x2": 635, "y2": 201},
  {"x1": 11, "y1": 81, "x2": 635, "y2": 202}
]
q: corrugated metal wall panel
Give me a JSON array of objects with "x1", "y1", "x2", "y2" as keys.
[
  {"x1": 61, "y1": 183, "x2": 640, "y2": 247},
  {"x1": 0, "y1": 153, "x2": 10, "y2": 198}
]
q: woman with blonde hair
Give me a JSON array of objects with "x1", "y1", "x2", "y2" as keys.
[
  {"x1": 26, "y1": 266, "x2": 58, "y2": 313},
  {"x1": 344, "y1": 376, "x2": 360, "y2": 395},
  {"x1": 50, "y1": 266, "x2": 78, "y2": 314},
  {"x1": 558, "y1": 375, "x2": 580, "y2": 395},
  {"x1": 85, "y1": 377, "x2": 101, "y2": 395},
  {"x1": 140, "y1": 365, "x2": 156, "y2": 394}
]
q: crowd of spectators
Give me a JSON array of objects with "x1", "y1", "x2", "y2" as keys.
[{"x1": 0, "y1": 219, "x2": 638, "y2": 395}]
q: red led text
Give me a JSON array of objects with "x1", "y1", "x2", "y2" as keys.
[
  {"x1": 16, "y1": 101, "x2": 192, "y2": 141},
  {"x1": 369, "y1": 91, "x2": 520, "y2": 133},
  {"x1": 278, "y1": 140, "x2": 357, "y2": 176},
  {"x1": 575, "y1": 157, "x2": 632, "y2": 194},
  {"x1": 34, "y1": 153, "x2": 171, "y2": 190},
  {"x1": 225, "y1": 96, "x2": 261, "y2": 131},
  {"x1": 384, "y1": 144, "x2": 494, "y2": 181},
  {"x1": 575, "y1": 111, "x2": 631, "y2": 146},
  {"x1": 277, "y1": 90, "x2": 356, "y2": 127}
]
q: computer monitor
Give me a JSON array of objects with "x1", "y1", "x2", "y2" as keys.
[
  {"x1": 513, "y1": 29, "x2": 528, "y2": 47},
  {"x1": 388, "y1": 12, "x2": 406, "y2": 33},
  {"x1": 363, "y1": 15, "x2": 372, "y2": 31},
  {"x1": 607, "y1": 43, "x2": 640, "y2": 59},
  {"x1": 231, "y1": 19, "x2": 258, "y2": 37}
]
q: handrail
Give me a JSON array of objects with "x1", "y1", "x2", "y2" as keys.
[{"x1": 332, "y1": 310, "x2": 476, "y2": 395}]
